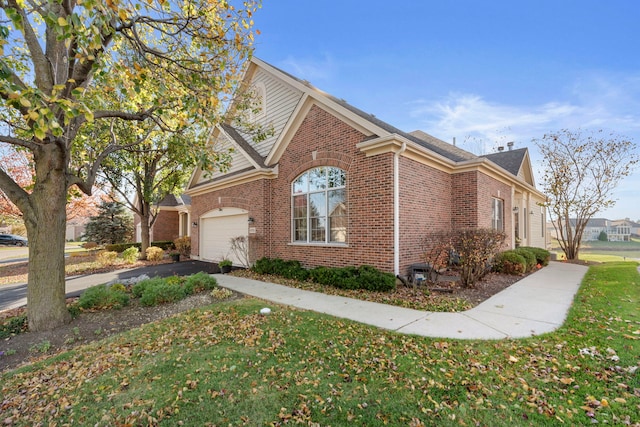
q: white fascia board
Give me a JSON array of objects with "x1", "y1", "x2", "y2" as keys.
[{"x1": 185, "y1": 166, "x2": 278, "y2": 197}]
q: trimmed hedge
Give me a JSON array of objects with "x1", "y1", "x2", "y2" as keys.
[
  {"x1": 104, "y1": 241, "x2": 174, "y2": 253},
  {"x1": 494, "y1": 250, "x2": 527, "y2": 275},
  {"x1": 519, "y1": 246, "x2": 551, "y2": 266},
  {"x1": 253, "y1": 258, "x2": 310, "y2": 281},
  {"x1": 253, "y1": 258, "x2": 396, "y2": 292},
  {"x1": 514, "y1": 248, "x2": 537, "y2": 272}
]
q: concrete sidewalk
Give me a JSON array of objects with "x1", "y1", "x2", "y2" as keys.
[{"x1": 215, "y1": 261, "x2": 589, "y2": 340}]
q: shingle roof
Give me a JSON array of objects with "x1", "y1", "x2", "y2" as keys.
[
  {"x1": 408, "y1": 130, "x2": 477, "y2": 161},
  {"x1": 257, "y1": 59, "x2": 474, "y2": 163},
  {"x1": 220, "y1": 123, "x2": 266, "y2": 168},
  {"x1": 481, "y1": 148, "x2": 527, "y2": 176},
  {"x1": 158, "y1": 194, "x2": 191, "y2": 207},
  {"x1": 568, "y1": 218, "x2": 609, "y2": 227}
]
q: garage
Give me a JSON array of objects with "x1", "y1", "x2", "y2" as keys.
[{"x1": 199, "y1": 208, "x2": 248, "y2": 266}]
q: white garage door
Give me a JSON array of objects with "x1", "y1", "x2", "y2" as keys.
[{"x1": 200, "y1": 208, "x2": 248, "y2": 266}]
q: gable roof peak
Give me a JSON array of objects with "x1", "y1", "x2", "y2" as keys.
[{"x1": 481, "y1": 147, "x2": 529, "y2": 176}]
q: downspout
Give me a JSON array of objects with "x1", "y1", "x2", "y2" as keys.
[{"x1": 394, "y1": 141, "x2": 407, "y2": 276}]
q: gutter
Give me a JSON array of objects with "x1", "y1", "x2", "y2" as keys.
[{"x1": 394, "y1": 141, "x2": 407, "y2": 276}]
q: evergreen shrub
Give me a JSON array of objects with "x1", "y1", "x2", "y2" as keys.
[
  {"x1": 494, "y1": 250, "x2": 527, "y2": 275},
  {"x1": 78, "y1": 284, "x2": 129, "y2": 310},
  {"x1": 514, "y1": 248, "x2": 537, "y2": 272},
  {"x1": 519, "y1": 246, "x2": 551, "y2": 266}
]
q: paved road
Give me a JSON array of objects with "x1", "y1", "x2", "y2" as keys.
[
  {"x1": 0, "y1": 260, "x2": 219, "y2": 312},
  {"x1": 0, "y1": 247, "x2": 28, "y2": 263},
  {"x1": 0, "y1": 245, "x2": 84, "y2": 264}
]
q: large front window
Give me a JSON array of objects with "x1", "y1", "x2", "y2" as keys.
[{"x1": 292, "y1": 167, "x2": 347, "y2": 243}]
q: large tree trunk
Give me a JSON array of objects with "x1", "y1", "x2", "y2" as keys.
[{"x1": 24, "y1": 144, "x2": 71, "y2": 331}]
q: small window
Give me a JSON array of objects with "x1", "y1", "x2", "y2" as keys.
[
  {"x1": 292, "y1": 167, "x2": 347, "y2": 243},
  {"x1": 492, "y1": 198, "x2": 504, "y2": 231}
]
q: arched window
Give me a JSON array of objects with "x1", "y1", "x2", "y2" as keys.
[{"x1": 292, "y1": 167, "x2": 347, "y2": 243}]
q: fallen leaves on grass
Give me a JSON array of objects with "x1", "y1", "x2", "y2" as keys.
[{"x1": 1, "y1": 263, "x2": 638, "y2": 426}]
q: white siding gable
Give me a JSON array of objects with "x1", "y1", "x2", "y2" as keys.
[
  {"x1": 194, "y1": 132, "x2": 252, "y2": 185},
  {"x1": 238, "y1": 68, "x2": 304, "y2": 157}
]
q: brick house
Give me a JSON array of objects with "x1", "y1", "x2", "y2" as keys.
[
  {"x1": 133, "y1": 194, "x2": 192, "y2": 243},
  {"x1": 185, "y1": 58, "x2": 546, "y2": 275}
]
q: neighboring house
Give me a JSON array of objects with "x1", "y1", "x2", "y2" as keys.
[
  {"x1": 556, "y1": 218, "x2": 635, "y2": 242},
  {"x1": 133, "y1": 194, "x2": 192, "y2": 243},
  {"x1": 65, "y1": 217, "x2": 88, "y2": 241},
  {"x1": 577, "y1": 218, "x2": 610, "y2": 242},
  {"x1": 624, "y1": 219, "x2": 640, "y2": 237},
  {"x1": 610, "y1": 218, "x2": 637, "y2": 241},
  {"x1": 184, "y1": 58, "x2": 546, "y2": 274}
]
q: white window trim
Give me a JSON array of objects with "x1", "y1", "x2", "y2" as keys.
[
  {"x1": 291, "y1": 167, "x2": 347, "y2": 245},
  {"x1": 492, "y1": 197, "x2": 504, "y2": 231}
]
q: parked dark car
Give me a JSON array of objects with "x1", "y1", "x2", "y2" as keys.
[{"x1": 0, "y1": 234, "x2": 28, "y2": 246}]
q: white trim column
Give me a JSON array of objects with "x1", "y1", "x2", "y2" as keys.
[{"x1": 393, "y1": 142, "x2": 407, "y2": 276}]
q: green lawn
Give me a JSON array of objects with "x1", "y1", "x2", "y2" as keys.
[
  {"x1": 548, "y1": 239, "x2": 640, "y2": 262},
  {"x1": 580, "y1": 252, "x2": 640, "y2": 263},
  {"x1": 1, "y1": 262, "x2": 639, "y2": 426}
]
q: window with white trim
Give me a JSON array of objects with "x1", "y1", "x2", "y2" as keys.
[
  {"x1": 292, "y1": 167, "x2": 347, "y2": 243},
  {"x1": 492, "y1": 198, "x2": 504, "y2": 231}
]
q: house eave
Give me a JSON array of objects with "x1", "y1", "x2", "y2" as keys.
[
  {"x1": 456, "y1": 158, "x2": 545, "y2": 198},
  {"x1": 186, "y1": 166, "x2": 278, "y2": 197},
  {"x1": 357, "y1": 135, "x2": 545, "y2": 200},
  {"x1": 356, "y1": 134, "x2": 457, "y2": 173}
]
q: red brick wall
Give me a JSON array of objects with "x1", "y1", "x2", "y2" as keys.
[
  {"x1": 451, "y1": 170, "x2": 513, "y2": 248},
  {"x1": 476, "y1": 172, "x2": 513, "y2": 248},
  {"x1": 451, "y1": 171, "x2": 479, "y2": 230},
  {"x1": 191, "y1": 104, "x2": 517, "y2": 273},
  {"x1": 270, "y1": 104, "x2": 396, "y2": 271},
  {"x1": 191, "y1": 179, "x2": 269, "y2": 262},
  {"x1": 152, "y1": 210, "x2": 179, "y2": 242},
  {"x1": 398, "y1": 157, "x2": 453, "y2": 274}
]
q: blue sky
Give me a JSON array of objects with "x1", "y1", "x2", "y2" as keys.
[{"x1": 251, "y1": 0, "x2": 640, "y2": 220}]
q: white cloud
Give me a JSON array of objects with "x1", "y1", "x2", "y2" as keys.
[
  {"x1": 410, "y1": 72, "x2": 640, "y2": 148},
  {"x1": 407, "y1": 72, "x2": 640, "y2": 219},
  {"x1": 409, "y1": 94, "x2": 582, "y2": 150},
  {"x1": 278, "y1": 54, "x2": 337, "y2": 83}
]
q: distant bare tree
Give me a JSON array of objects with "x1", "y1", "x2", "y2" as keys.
[{"x1": 535, "y1": 129, "x2": 639, "y2": 260}]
